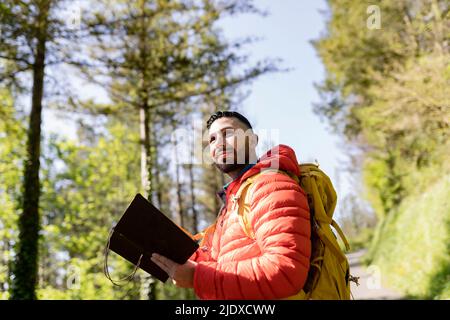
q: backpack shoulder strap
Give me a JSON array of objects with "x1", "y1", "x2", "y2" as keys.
[
  {"x1": 234, "y1": 165, "x2": 350, "y2": 257},
  {"x1": 231, "y1": 172, "x2": 262, "y2": 239},
  {"x1": 232, "y1": 169, "x2": 294, "y2": 239},
  {"x1": 192, "y1": 170, "x2": 285, "y2": 245}
]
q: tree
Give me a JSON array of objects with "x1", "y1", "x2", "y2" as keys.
[
  {"x1": 1, "y1": 0, "x2": 52, "y2": 299},
  {"x1": 74, "y1": 0, "x2": 276, "y2": 299},
  {"x1": 0, "y1": 88, "x2": 26, "y2": 299},
  {"x1": 37, "y1": 119, "x2": 143, "y2": 299},
  {"x1": 0, "y1": 0, "x2": 89, "y2": 299},
  {"x1": 313, "y1": 0, "x2": 449, "y2": 216}
]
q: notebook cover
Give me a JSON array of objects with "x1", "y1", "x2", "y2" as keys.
[{"x1": 108, "y1": 193, "x2": 199, "y2": 283}]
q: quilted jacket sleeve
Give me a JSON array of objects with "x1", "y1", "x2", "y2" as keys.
[
  {"x1": 190, "y1": 242, "x2": 214, "y2": 263},
  {"x1": 193, "y1": 173, "x2": 311, "y2": 299}
]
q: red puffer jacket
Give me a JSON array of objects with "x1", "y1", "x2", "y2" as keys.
[{"x1": 191, "y1": 144, "x2": 311, "y2": 299}]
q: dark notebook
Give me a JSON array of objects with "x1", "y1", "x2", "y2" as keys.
[{"x1": 107, "y1": 193, "x2": 199, "y2": 283}]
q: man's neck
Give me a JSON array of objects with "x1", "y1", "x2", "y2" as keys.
[
  {"x1": 224, "y1": 151, "x2": 258, "y2": 180},
  {"x1": 227, "y1": 161, "x2": 257, "y2": 180},
  {"x1": 227, "y1": 164, "x2": 248, "y2": 180}
]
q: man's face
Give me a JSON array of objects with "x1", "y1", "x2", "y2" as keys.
[{"x1": 208, "y1": 117, "x2": 257, "y2": 174}]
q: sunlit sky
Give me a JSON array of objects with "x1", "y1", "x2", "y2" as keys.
[{"x1": 43, "y1": 0, "x2": 352, "y2": 219}]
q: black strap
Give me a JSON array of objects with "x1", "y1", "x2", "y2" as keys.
[{"x1": 103, "y1": 227, "x2": 143, "y2": 286}]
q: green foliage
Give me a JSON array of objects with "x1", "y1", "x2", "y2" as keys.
[
  {"x1": 0, "y1": 88, "x2": 26, "y2": 299},
  {"x1": 1, "y1": 0, "x2": 273, "y2": 299},
  {"x1": 36, "y1": 120, "x2": 143, "y2": 299},
  {"x1": 32, "y1": 119, "x2": 199, "y2": 299},
  {"x1": 366, "y1": 171, "x2": 450, "y2": 299},
  {"x1": 315, "y1": 0, "x2": 450, "y2": 299},
  {"x1": 363, "y1": 152, "x2": 405, "y2": 218},
  {"x1": 346, "y1": 227, "x2": 374, "y2": 252},
  {"x1": 2, "y1": 0, "x2": 88, "y2": 299},
  {"x1": 1, "y1": 0, "x2": 276, "y2": 300},
  {"x1": 337, "y1": 193, "x2": 377, "y2": 252}
]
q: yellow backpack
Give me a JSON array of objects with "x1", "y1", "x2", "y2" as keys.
[{"x1": 229, "y1": 163, "x2": 358, "y2": 300}]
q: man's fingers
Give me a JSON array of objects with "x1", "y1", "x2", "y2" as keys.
[
  {"x1": 151, "y1": 254, "x2": 167, "y2": 268},
  {"x1": 153, "y1": 253, "x2": 172, "y2": 267},
  {"x1": 151, "y1": 253, "x2": 176, "y2": 278},
  {"x1": 150, "y1": 254, "x2": 195, "y2": 289},
  {"x1": 151, "y1": 256, "x2": 168, "y2": 273},
  {"x1": 150, "y1": 254, "x2": 169, "y2": 272}
]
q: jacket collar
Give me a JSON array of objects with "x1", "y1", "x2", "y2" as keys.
[
  {"x1": 215, "y1": 144, "x2": 300, "y2": 205},
  {"x1": 217, "y1": 163, "x2": 256, "y2": 204}
]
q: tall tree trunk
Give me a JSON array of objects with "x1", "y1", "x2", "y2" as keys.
[
  {"x1": 187, "y1": 123, "x2": 199, "y2": 234},
  {"x1": 151, "y1": 125, "x2": 163, "y2": 209},
  {"x1": 137, "y1": 0, "x2": 158, "y2": 300},
  {"x1": 139, "y1": 106, "x2": 151, "y2": 199},
  {"x1": 173, "y1": 139, "x2": 185, "y2": 227},
  {"x1": 139, "y1": 103, "x2": 159, "y2": 300},
  {"x1": 187, "y1": 163, "x2": 198, "y2": 234},
  {"x1": 10, "y1": 0, "x2": 49, "y2": 300},
  {"x1": 147, "y1": 115, "x2": 159, "y2": 300}
]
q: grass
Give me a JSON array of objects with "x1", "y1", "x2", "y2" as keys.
[{"x1": 365, "y1": 172, "x2": 450, "y2": 299}]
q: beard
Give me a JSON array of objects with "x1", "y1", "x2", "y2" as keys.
[
  {"x1": 214, "y1": 162, "x2": 246, "y2": 173},
  {"x1": 213, "y1": 149, "x2": 248, "y2": 173}
]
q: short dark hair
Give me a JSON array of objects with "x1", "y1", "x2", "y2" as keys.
[{"x1": 206, "y1": 111, "x2": 253, "y2": 130}]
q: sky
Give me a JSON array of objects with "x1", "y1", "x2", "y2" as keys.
[{"x1": 43, "y1": 0, "x2": 352, "y2": 219}]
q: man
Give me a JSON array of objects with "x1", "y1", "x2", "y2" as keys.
[{"x1": 151, "y1": 111, "x2": 311, "y2": 299}]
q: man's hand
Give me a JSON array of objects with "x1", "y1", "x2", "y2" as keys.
[{"x1": 150, "y1": 253, "x2": 197, "y2": 288}]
